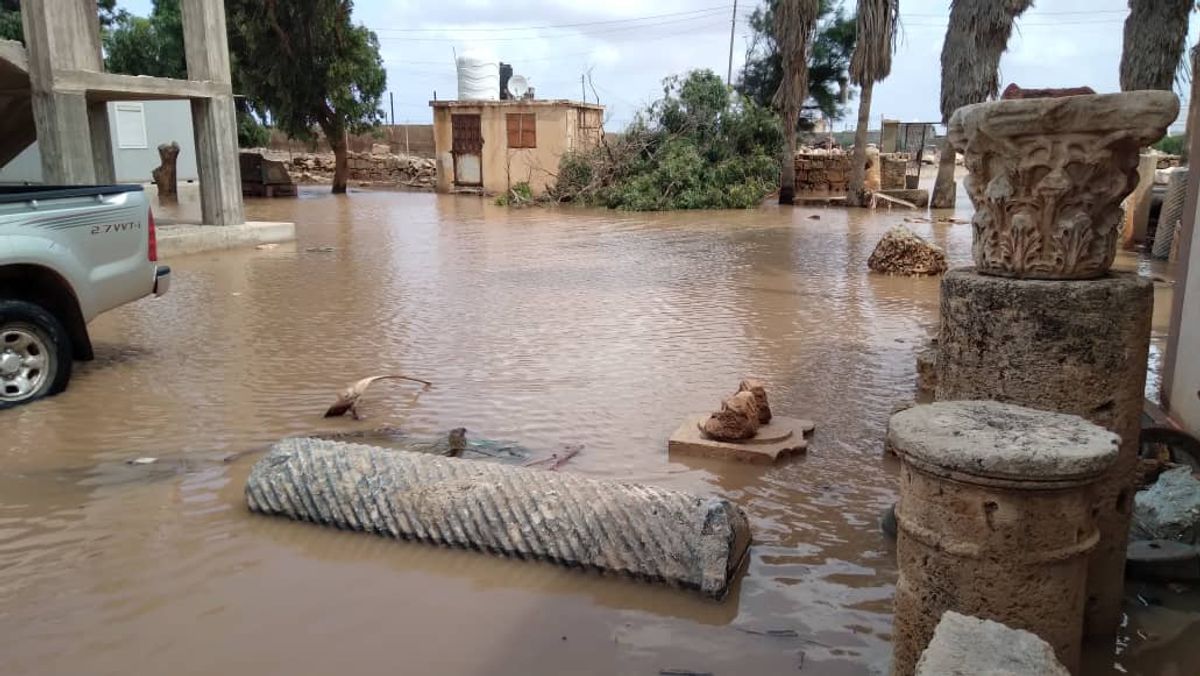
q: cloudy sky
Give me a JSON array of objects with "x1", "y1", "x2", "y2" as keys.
[{"x1": 122, "y1": 0, "x2": 1197, "y2": 132}]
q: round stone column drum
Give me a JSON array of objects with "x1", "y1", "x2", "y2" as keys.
[
  {"x1": 888, "y1": 401, "x2": 1118, "y2": 676},
  {"x1": 935, "y1": 268, "x2": 1152, "y2": 637}
]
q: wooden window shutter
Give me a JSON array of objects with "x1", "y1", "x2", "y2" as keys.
[
  {"x1": 506, "y1": 113, "x2": 536, "y2": 148},
  {"x1": 521, "y1": 114, "x2": 536, "y2": 148},
  {"x1": 506, "y1": 114, "x2": 521, "y2": 148}
]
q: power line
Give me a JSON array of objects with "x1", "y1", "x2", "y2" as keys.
[
  {"x1": 374, "y1": 15, "x2": 739, "y2": 43},
  {"x1": 372, "y1": 7, "x2": 729, "y2": 39},
  {"x1": 370, "y1": 5, "x2": 734, "y2": 33}
]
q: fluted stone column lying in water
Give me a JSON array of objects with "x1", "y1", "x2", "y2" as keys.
[
  {"x1": 246, "y1": 438, "x2": 752, "y2": 599},
  {"x1": 888, "y1": 401, "x2": 1118, "y2": 676}
]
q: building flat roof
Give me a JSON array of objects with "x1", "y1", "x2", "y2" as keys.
[{"x1": 429, "y1": 99, "x2": 604, "y2": 111}]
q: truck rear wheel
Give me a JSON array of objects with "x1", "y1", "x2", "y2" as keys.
[{"x1": 0, "y1": 300, "x2": 72, "y2": 409}]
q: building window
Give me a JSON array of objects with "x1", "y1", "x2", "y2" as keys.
[
  {"x1": 114, "y1": 103, "x2": 148, "y2": 149},
  {"x1": 506, "y1": 113, "x2": 536, "y2": 149}
]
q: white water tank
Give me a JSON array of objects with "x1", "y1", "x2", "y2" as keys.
[{"x1": 456, "y1": 50, "x2": 500, "y2": 100}]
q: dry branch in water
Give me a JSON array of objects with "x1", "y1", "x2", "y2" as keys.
[{"x1": 324, "y1": 374, "x2": 433, "y2": 419}]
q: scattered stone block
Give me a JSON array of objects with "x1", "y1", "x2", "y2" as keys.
[
  {"x1": 1132, "y1": 466, "x2": 1200, "y2": 543},
  {"x1": 915, "y1": 611, "x2": 1070, "y2": 676},
  {"x1": 669, "y1": 415, "x2": 814, "y2": 464},
  {"x1": 867, "y1": 225, "x2": 948, "y2": 276}
]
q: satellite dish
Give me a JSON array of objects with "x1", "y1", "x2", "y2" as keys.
[{"x1": 508, "y1": 75, "x2": 529, "y2": 99}]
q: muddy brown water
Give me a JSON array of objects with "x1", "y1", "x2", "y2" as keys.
[{"x1": 1, "y1": 187, "x2": 1194, "y2": 675}]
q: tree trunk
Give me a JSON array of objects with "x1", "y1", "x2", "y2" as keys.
[
  {"x1": 151, "y1": 142, "x2": 180, "y2": 201},
  {"x1": 846, "y1": 81, "x2": 874, "y2": 207},
  {"x1": 1184, "y1": 43, "x2": 1199, "y2": 164},
  {"x1": 930, "y1": 135, "x2": 957, "y2": 209},
  {"x1": 780, "y1": 113, "x2": 797, "y2": 205},
  {"x1": 329, "y1": 127, "x2": 349, "y2": 194}
]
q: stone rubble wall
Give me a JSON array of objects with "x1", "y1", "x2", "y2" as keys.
[
  {"x1": 794, "y1": 149, "x2": 852, "y2": 194},
  {"x1": 794, "y1": 149, "x2": 910, "y2": 194},
  {"x1": 252, "y1": 148, "x2": 437, "y2": 189}
]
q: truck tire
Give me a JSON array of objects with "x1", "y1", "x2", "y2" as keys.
[{"x1": 0, "y1": 300, "x2": 73, "y2": 409}]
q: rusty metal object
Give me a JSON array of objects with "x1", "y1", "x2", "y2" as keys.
[{"x1": 246, "y1": 438, "x2": 752, "y2": 598}]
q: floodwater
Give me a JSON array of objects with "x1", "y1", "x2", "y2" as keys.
[{"x1": 0, "y1": 186, "x2": 1194, "y2": 676}]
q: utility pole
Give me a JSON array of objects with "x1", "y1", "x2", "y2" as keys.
[
  {"x1": 581, "y1": 74, "x2": 586, "y2": 102},
  {"x1": 726, "y1": 0, "x2": 738, "y2": 86},
  {"x1": 389, "y1": 92, "x2": 395, "y2": 126}
]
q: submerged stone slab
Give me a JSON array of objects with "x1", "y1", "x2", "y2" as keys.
[
  {"x1": 668, "y1": 415, "x2": 814, "y2": 464},
  {"x1": 157, "y1": 221, "x2": 296, "y2": 258},
  {"x1": 247, "y1": 438, "x2": 751, "y2": 599},
  {"x1": 914, "y1": 611, "x2": 1069, "y2": 676}
]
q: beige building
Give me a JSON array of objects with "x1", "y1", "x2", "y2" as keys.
[{"x1": 430, "y1": 99, "x2": 603, "y2": 196}]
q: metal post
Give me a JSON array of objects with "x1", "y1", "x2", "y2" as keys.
[
  {"x1": 726, "y1": 0, "x2": 738, "y2": 86},
  {"x1": 581, "y1": 74, "x2": 586, "y2": 102},
  {"x1": 389, "y1": 92, "x2": 394, "y2": 126}
]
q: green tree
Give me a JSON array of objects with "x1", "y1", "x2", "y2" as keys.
[
  {"x1": 0, "y1": 0, "x2": 123, "y2": 43},
  {"x1": 739, "y1": 0, "x2": 856, "y2": 130},
  {"x1": 104, "y1": 0, "x2": 268, "y2": 148},
  {"x1": 226, "y1": 0, "x2": 386, "y2": 193},
  {"x1": 553, "y1": 70, "x2": 783, "y2": 210}
]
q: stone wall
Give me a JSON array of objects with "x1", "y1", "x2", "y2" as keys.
[
  {"x1": 266, "y1": 125, "x2": 436, "y2": 158},
  {"x1": 881, "y1": 154, "x2": 909, "y2": 190},
  {"x1": 257, "y1": 149, "x2": 436, "y2": 188},
  {"x1": 794, "y1": 149, "x2": 851, "y2": 194}
]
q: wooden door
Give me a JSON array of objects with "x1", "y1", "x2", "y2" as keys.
[{"x1": 451, "y1": 114, "x2": 483, "y2": 186}]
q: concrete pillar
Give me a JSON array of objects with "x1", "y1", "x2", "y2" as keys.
[
  {"x1": 30, "y1": 90, "x2": 96, "y2": 184},
  {"x1": 180, "y1": 0, "x2": 244, "y2": 225},
  {"x1": 935, "y1": 269, "x2": 1153, "y2": 638},
  {"x1": 888, "y1": 401, "x2": 1118, "y2": 676},
  {"x1": 21, "y1": 0, "x2": 106, "y2": 185},
  {"x1": 880, "y1": 119, "x2": 899, "y2": 154},
  {"x1": 88, "y1": 102, "x2": 115, "y2": 184},
  {"x1": 190, "y1": 96, "x2": 244, "y2": 225}
]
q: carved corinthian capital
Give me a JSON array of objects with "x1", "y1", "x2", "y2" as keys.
[{"x1": 948, "y1": 91, "x2": 1179, "y2": 279}]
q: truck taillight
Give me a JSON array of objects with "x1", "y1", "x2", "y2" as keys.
[{"x1": 147, "y1": 207, "x2": 158, "y2": 262}]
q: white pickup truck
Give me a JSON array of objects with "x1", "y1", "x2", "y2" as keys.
[{"x1": 0, "y1": 185, "x2": 170, "y2": 408}]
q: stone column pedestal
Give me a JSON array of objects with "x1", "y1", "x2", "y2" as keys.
[
  {"x1": 935, "y1": 268, "x2": 1152, "y2": 637},
  {"x1": 888, "y1": 401, "x2": 1119, "y2": 676}
]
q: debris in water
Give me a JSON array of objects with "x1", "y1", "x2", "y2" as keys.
[
  {"x1": 126, "y1": 457, "x2": 158, "y2": 465},
  {"x1": 304, "y1": 246, "x2": 336, "y2": 253},
  {"x1": 736, "y1": 627, "x2": 801, "y2": 638},
  {"x1": 807, "y1": 214, "x2": 820, "y2": 220},
  {"x1": 324, "y1": 373, "x2": 433, "y2": 419},
  {"x1": 523, "y1": 444, "x2": 583, "y2": 470},
  {"x1": 255, "y1": 243, "x2": 280, "y2": 250}
]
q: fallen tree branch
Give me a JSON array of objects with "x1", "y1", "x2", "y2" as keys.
[{"x1": 523, "y1": 444, "x2": 583, "y2": 471}]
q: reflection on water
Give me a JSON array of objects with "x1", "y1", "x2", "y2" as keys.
[{"x1": 0, "y1": 188, "x2": 1190, "y2": 675}]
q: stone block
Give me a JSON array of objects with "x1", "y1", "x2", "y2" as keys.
[
  {"x1": 914, "y1": 611, "x2": 1069, "y2": 676},
  {"x1": 668, "y1": 415, "x2": 814, "y2": 464}
]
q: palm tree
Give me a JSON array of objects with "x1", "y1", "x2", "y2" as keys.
[
  {"x1": 846, "y1": 0, "x2": 899, "y2": 207},
  {"x1": 774, "y1": 0, "x2": 821, "y2": 205},
  {"x1": 930, "y1": 0, "x2": 1034, "y2": 209},
  {"x1": 1186, "y1": 42, "x2": 1199, "y2": 163},
  {"x1": 1120, "y1": 0, "x2": 1192, "y2": 91}
]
